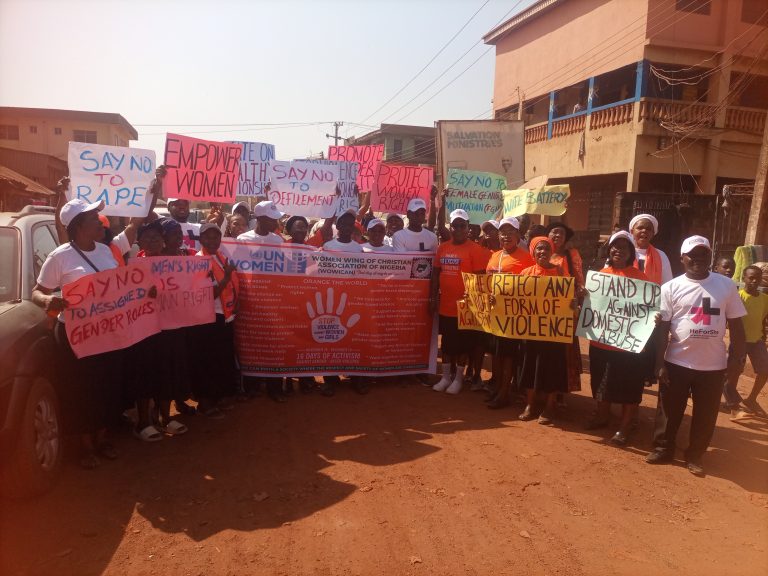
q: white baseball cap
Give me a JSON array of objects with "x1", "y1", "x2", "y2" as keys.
[
  {"x1": 407, "y1": 198, "x2": 427, "y2": 212},
  {"x1": 449, "y1": 209, "x2": 470, "y2": 224},
  {"x1": 680, "y1": 235, "x2": 711, "y2": 255},
  {"x1": 166, "y1": 197, "x2": 185, "y2": 205},
  {"x1": 608, "y1": 230, "x2": 634, "y2": 246},
  {"x1": 253, "y1": 200, "x2": 283, "y2": 220},
  {"x1": 367, "y1": 218, "x2": 385, "y2": 231},
  {"x1": 482, "y1": 220, "x2": 500, "y2": 230},
  {"x1": 60, "y1": 198, "x2": 105, "y2": 227},
  {"x1": 232, "y1": 201, "x2": 250, "y2": 215},
  {"x1": 498, "y1": 216, "x2": 521, "y2": 230}
]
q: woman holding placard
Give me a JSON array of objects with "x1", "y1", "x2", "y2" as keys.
[
  {"x1": 586, "y1": 231, "x2": 652, "y2": 445},
  {"x1": 32, "y1": 198, "x2": 121, "y2": 469},
  {"x1": 517, "y1": 237, "x2": 570, "y2": 424}
]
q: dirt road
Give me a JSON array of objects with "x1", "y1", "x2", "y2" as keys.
[{"x1": 2, "y1": 370, "x2": 767, "y2": 576}]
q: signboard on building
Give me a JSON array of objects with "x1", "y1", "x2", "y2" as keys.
[{"x1": 435, "y1": 120, "x2": 524, "y2": 193}]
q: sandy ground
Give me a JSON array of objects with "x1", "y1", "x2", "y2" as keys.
[{"x1": 2, "y1": 361, "x2": 767, "y2": 576}]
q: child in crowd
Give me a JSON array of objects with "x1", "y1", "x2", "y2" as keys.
[
  {"x1": 730, "y1": 265, "x2": 768, "y2": 420},
  {"x1": 714, "y1": 256, "x2": 736, "y2": 279}
]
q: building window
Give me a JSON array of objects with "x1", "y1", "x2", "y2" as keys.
[
  {"x1": 73, "y1": 129, "x2": 98, "y2": 144},
  {"x1": 0, "y1": 124, "x2": 20, "y2": 140},
  {"x1": 393, "y1": 139, "x2": 403, "y2": 156},
  {"x1": 675, "y1": 0, "x2": 710, "y2": 15},
  {"x1": 54, "y1": 127, "x2": 62, "y2": 135},
  {"x1": 29, "y1": 125, "x2": 38, "y2": 134},
  {"x1": 741, "y1": 0, "x2": 766, "y2": 23}
]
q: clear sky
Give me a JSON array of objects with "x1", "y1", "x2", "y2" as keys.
[{"x1": 0, "y1": 0, "x2": 536, "y2": 160}]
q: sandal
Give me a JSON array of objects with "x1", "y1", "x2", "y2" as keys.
[
  {"x1": 133, "y1": 425, "x2": 164, "y2": 442},
  {"x1": 518, "y1": 406, "x2": 537, "y2": 421},
  {"x1": 163, "y1": 420, "x2": 188, "y2": 436},
  {"x1": 96, "y1": 442, "x2": 119, "y2": 460}
]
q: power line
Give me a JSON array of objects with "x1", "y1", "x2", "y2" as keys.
[
  {"x1": 357, "y1": 0, "x2": 492, "y2": 126},
  {"x1": 139, "y1": 123, "x2": 328, "y2": 137}
]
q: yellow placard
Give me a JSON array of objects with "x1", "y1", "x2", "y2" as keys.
[
  {"x1": 458, "y1": 272, "x2": 575, "y2": 343},
  {"x1": 502, "y1": 184, "x2": 570, "y2": 217}
]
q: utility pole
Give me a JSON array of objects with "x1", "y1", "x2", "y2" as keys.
[
  {"x1": 516, "y1": 87, "x2": 524, "y2": 121},
  {"x1": 745, "y1": 116, "x2": 768, "y2": 245},
  {"x1": 326, "y1": 121, "x2": 344, "y2": 145}
]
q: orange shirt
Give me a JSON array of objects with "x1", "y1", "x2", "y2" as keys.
[
  {"x1": 486, "y1": 248, "x2": 534, "y2": 274},
  {"x1": 435, "y1": 240, "x2": 491, "y2": 317},
  {"x1": 521, "y1": 264, "x2": 562, "y2": 277}
]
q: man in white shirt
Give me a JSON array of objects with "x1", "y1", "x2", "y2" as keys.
[
  {"x1": 237, "y1": 201, "x2": 284, "y2": 244},
  {"x1": 322, "y1": 210, "x2": 363, "y2": 252},
  {"x1": 392, "y1": 198, "x2": 438, "y2": 253},
  {"x1": 647, "y1": 235, "x2": 746, "y2": 476},
  {"x1": 167, "y1": 198, "x2": 201, "y2": 251},
  {"x1": 362, "y1": 218, "x2": 394, "y2": 253}
]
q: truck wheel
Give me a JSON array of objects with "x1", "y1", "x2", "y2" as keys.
[{"x1": 2, "y1": 377, "x2": 62, "y2": 498}]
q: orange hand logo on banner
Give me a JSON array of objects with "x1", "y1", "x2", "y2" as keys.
[{"x1": 306, "y1": 288, "x2": 360, "y2": 343}]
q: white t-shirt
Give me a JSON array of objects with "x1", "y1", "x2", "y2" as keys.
[
  {"x1": 196, "y1": 250, "x2": 235, "y2": 321},
  {"x1": 636, "y1": 247, "x2": 673, "y2": 284},
  {"x1": 37, "y1": 242, "x2": 118, "y2": 323},
  {"x1": 383, "y1": 235, "x2": 394, "y2": 247},
  {"x1": 177, "y1": 221, "x2": 201, "y2": 251},
  {"x1": 323, "y1": 239, "x2": 364, "y2": 253},
  {"x1": 392, "y1": 228, "x2": 438, "y2": 254},
  {"x1": 112, "y1": 230, "x2": 132, "y2": 256},
  {"x1": 237, "y1": 230, "x2": 284, "y2": 244},
  {"x1": 362, "y1": 242, "x2": 394, "y2": 253},
  {"x1": 660, "y1": 272, "x2": 746, "y2": 371}
]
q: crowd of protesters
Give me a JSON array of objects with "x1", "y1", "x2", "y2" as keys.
[{"x1": 30, "y1": 167, "x2": 768, "y2": 477}]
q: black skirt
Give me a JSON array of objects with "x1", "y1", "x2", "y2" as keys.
[
  {"x1": 519, "y1": 340, "x2": 568, "y2": 394},
  {"x1": 54, "y1": 321, "x2": 122, "y2": 434},
  {"x1": 589, "y1": 345, "x2": 648, "y2": 405}
]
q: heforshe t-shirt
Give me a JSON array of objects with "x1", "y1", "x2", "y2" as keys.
[
  {"x1": 178, "y1": 222, "x2": 201, "y2": 251},
  {"x1": 323, "y1": 239, "x2": 364, "y2": 253},
  {"x1": 392, "y1": 228, "x2": 438, "y2": 253},
  {"x1": 660, "y1": 272, "x2": 747, "y2": 371},
  {"x1": 37, "y1": 243, "x2": 118, "y2": 322}
]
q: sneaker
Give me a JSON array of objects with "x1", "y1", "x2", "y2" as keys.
[
  {"x1": 433, "y1": 374, "x2": 452, "y2": 392},
  {"x1": 730, "y1": 409, "x2": 754, "y2": 422},
  {"x1": 445, "y1": 374, "x2": 463, "y2": 395},
  {"x1": 743, "y1": 398, "x2": 768, "y2": 418},
  {"x1": 686, "y1": 460, "x2": 705, "y2": 477},
  {"x1": 645, "y1": 449, "x2": 673, "y2": 464},
  {"x1": 609, "y1": 431, "x2": 628, "y2": 446}
]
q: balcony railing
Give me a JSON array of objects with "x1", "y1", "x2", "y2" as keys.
[
  {"x1": 590, "y1": 102, "x2": 633, "y2": 129},
  {"x1": 522, "y1": 98, "x2": 766, "y2": 143},
  {"x1": 725, "y1": 107, "x2": 767, "y2": 134}
]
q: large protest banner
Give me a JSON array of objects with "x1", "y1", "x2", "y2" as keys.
[
  {"x1": 61, "y1": 256, "x2": 215, "y2": 358},
  {"x1": 576, "y1": 271, "x2": 661, "y2": 353},
  {"x1": 303, "y1": 158, "x2": 360, "y2": 215},
  {"x1": 163, "y1": 133, "x2": 242, "y2": 203},
  {"x1": 459, "y1": 272, "x2": 575, "y2": 343},
  {"x1": 503, "y1": 184, "x2": 570, "y2": 217},
  {"x1": 230, "y1": 141, "x2": 275, "y2": 197},
  {"x1": 436, "y1": 120, "x2": 524, "y2": 192},
  {"x1": 267, "y1": 160, "x2": 340, "y2": 218},
  {"x1": 445, "y1": 169, "x2": 505, "y2": 224},
  {"x1": 328, "y1": 144, "x2": 384, "y2": 192},
  {"x1": 221, "y1": 241, "x2": 437, "y2": 376},
  {"x1": 371, "y1": 163, "x2": 433, "y2": 213},
  {"x1": 67, "y1": 143, "x2": 156, "y2": 218}
]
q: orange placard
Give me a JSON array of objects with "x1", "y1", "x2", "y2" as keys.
[{"x1": 221, "y1": 241, "x2": 437, "y2": 376}]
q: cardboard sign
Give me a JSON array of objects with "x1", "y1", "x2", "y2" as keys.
[
  {"x1": 267, "y1": 160, "x2": 340, "y2": 218},
  {"x1": 503, "y1": 184, "x2": 570, "y2": 217},
  {"x1": 67, "y1": 143, "x2": 156, "y2": 218},
  {"x1": 221, "y1": 241, "x2": 437, "y2": 376},
  {"x1": 163, "y1": 133, "x2": 242, "y2": 203},
  {"x1": 576, "y1": 271, "x2": 661, "y2": 353},
  {"x1": 459, "y1": 272, "x2": 575, "y2": 343},
  {"x1": 436, "y1": 120, "x2": 524, "y2": 191},
  {"x1": 230, "y1": 141, "x2": 275, "y2": 197},
  {"x1": 303, "y1": 159, "x2": 360, "y2": 215},
  {"x1": 445, "y1": 169, "x2": 505, "y2": 224},
  {"x1": 371, "y1": 164, "x2": 433, "y2": 213},
  {"x1": 328, "y1": 144, "x2": 384, "y2": 192},
  {"x1": 61, "y1": 256, "x2": 215, "y2": 358}
]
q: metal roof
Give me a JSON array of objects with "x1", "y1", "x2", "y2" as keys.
[
  {"x1": 0, "y1": 106, "x2": 138, "y2": 140},
  {"x1": 483, "y1": 0, "x2": 566, "y2": 45},
  {"x1": 0, "y1": 164, "x2": 55, "y2": 196}
]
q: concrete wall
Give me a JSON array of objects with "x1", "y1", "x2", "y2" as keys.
[
  {"x1": 491, "y1": 0, "x2": 648, "y2": 111},
  {"x1": 0, "y1": 113, "x2": 134, "y2": 160}
]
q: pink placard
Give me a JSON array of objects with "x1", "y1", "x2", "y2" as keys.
[
  {"x1": 328, "y1": 144, "x2": 383, "y2": 192},
  {"x1": 371, "y1": 164, "x2": 433, "y2": 213},
  {"x1": 62, "y1": 256, "x2": 215, "y2": 358},
  {"x1": 164, "y1": 133, "x2": 242, "y2": 203}
]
